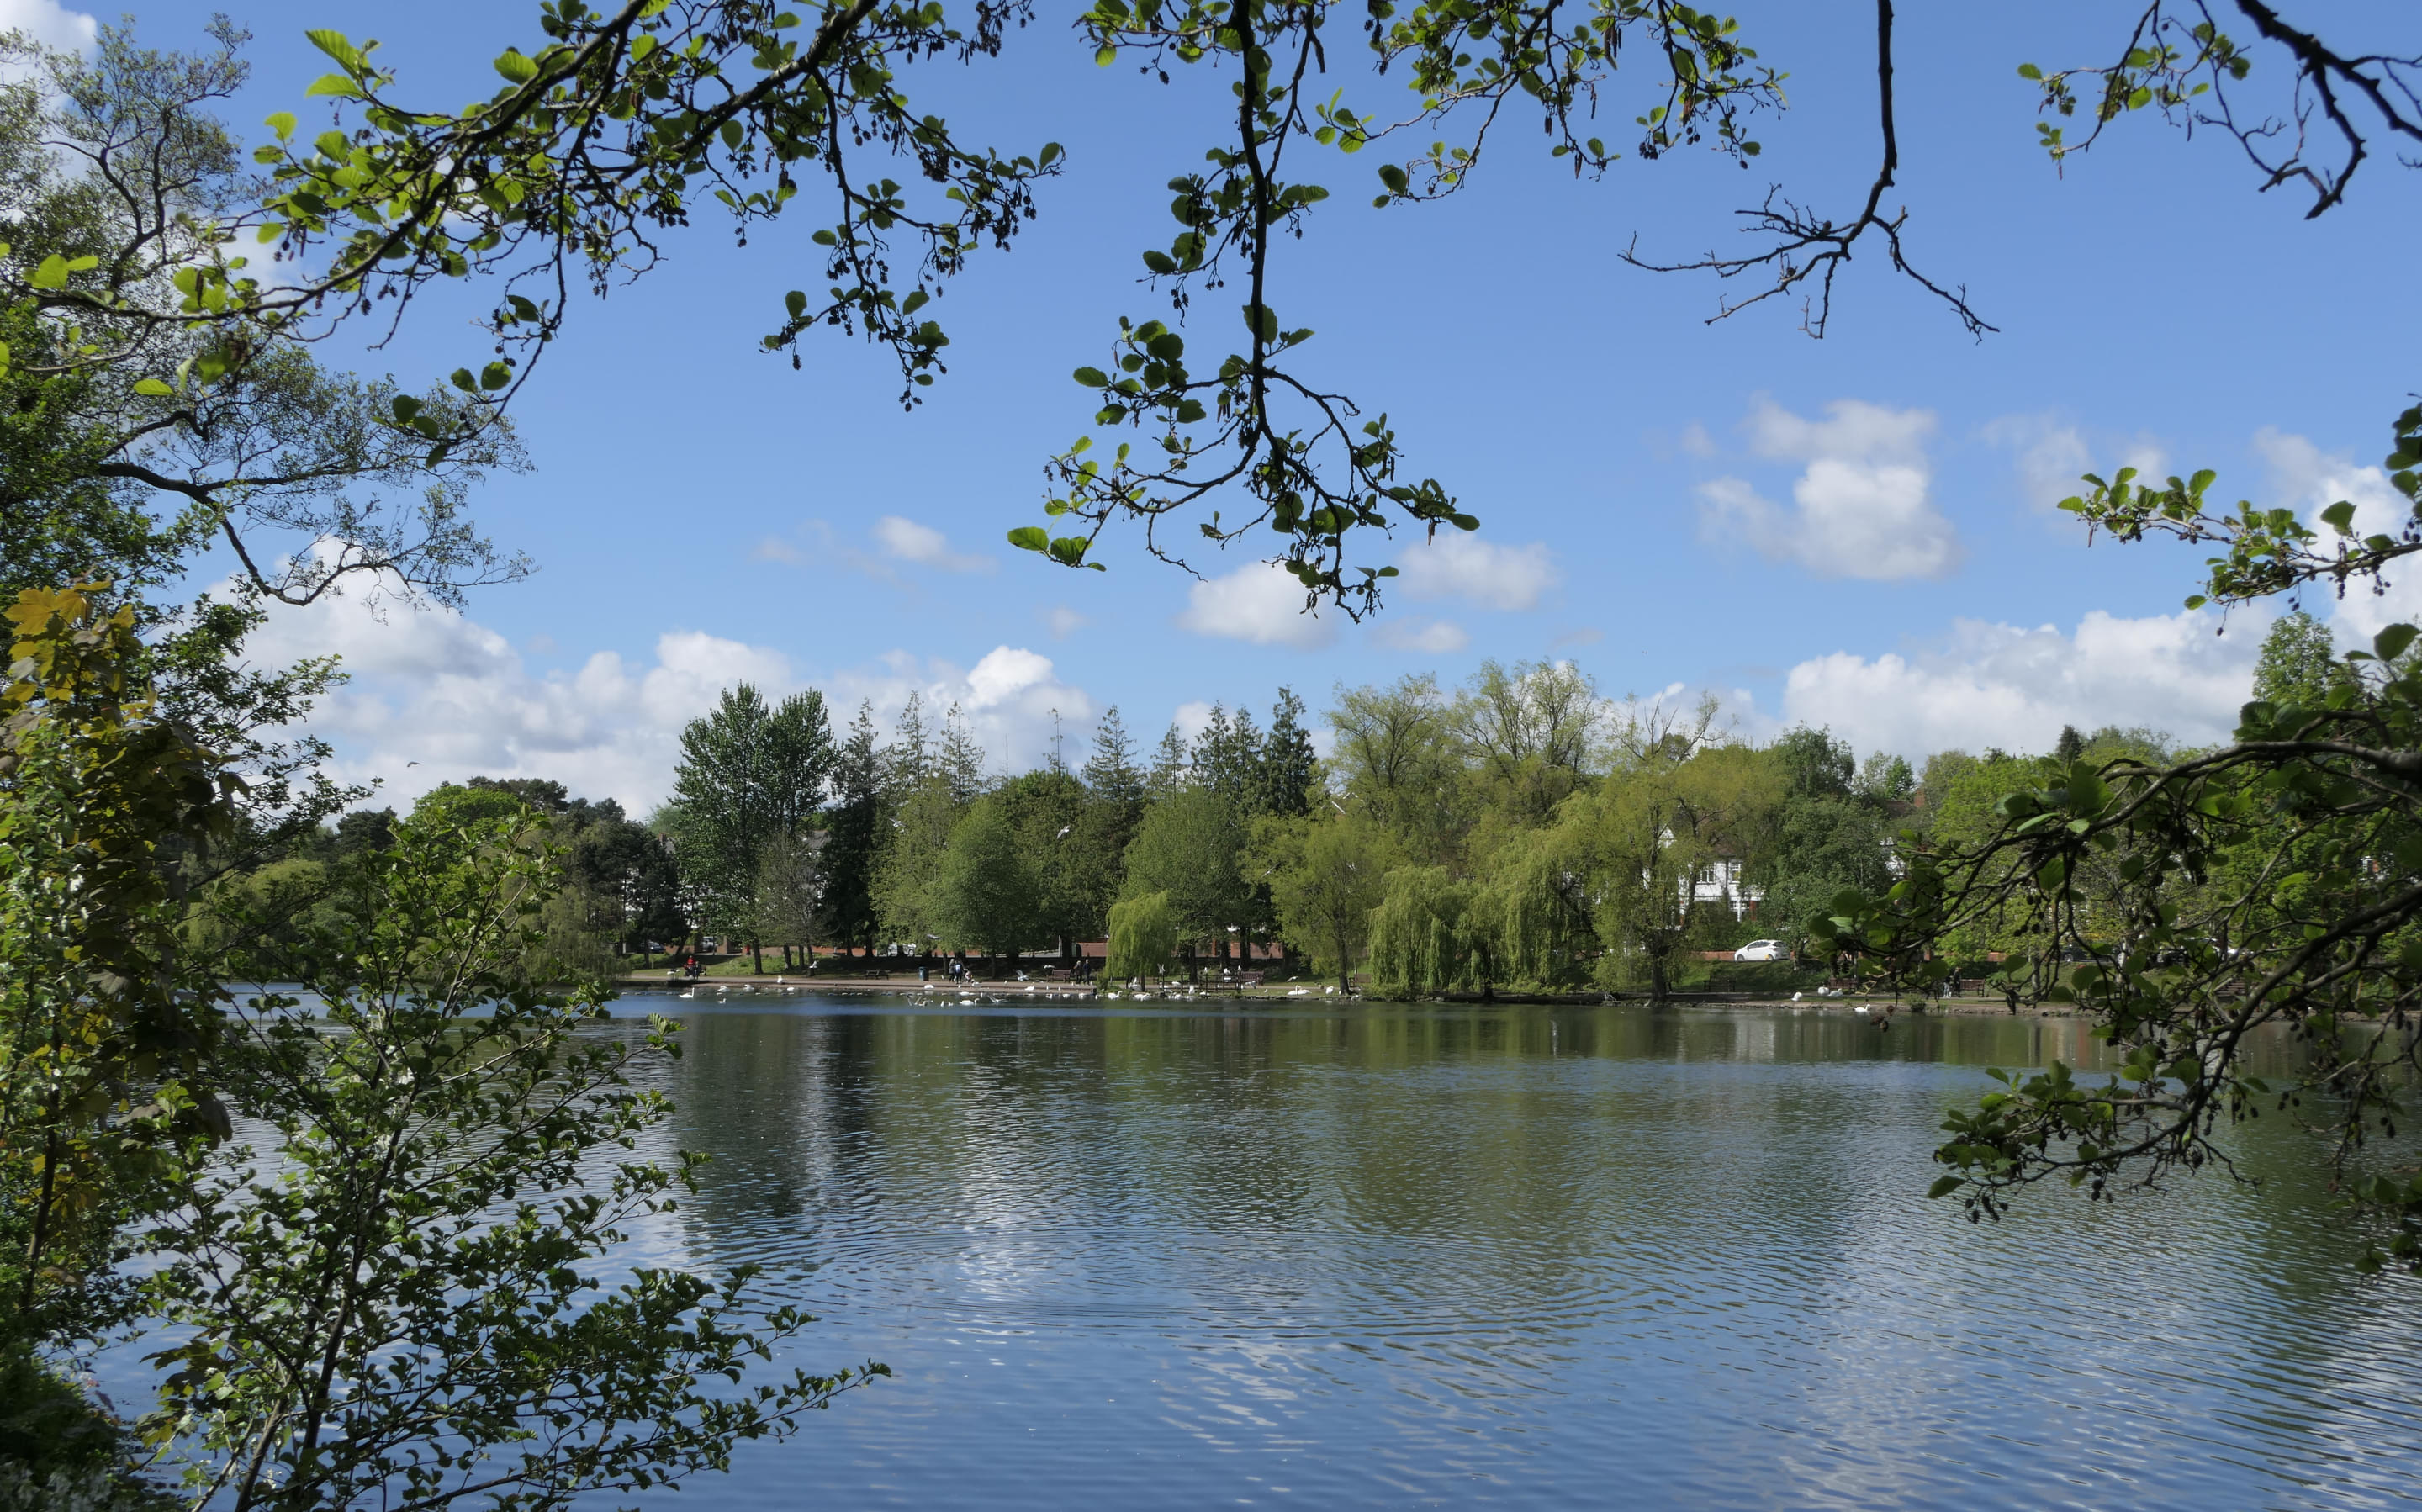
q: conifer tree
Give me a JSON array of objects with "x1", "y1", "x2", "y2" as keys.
[
  {"x1": 887, "y1": 692, "x2": 931, "y2": 792},
  {"x1": 1082, "y1": 707, "x2": 1145, "y2": 813},
  {"x1": 817, "y1": 701, "x2": 886, "y2": 957},
  {"x1": 1146, "y1": 723, "x2": 1191, "y2": 800},
  {"x1": 1259, "y1": 688, "x2": 1319, "y2": 819},
  {"x1": 938, "y1": 703, "x2": 987, "y2": 804}
]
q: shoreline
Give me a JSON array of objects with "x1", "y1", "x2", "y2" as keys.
[{"x1": 611, "y1": 975, "x2": 2077, "y2": 1018}]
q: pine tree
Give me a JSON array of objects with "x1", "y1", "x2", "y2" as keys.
[
  {"x1": 1193, "y1": 704, "x2": 1264, "y2": 815},
  {"x1": 1146, "y1": 722, "x2": 1191, "y2": 799},
  {"x1": 888, "y1": 691, "x2": 931, "y2": 791},
  {"x1": 939, "y1": 702, "x2": 987, "y2": 803},
  {"x1": 817, "y1": 700, "x2": 886, "y2": 956},
  {"x1": 1259, "y1": 687, "x2": 1318, "y2": 818},
  {"x1": 1082, "y1": 706, "x2": 1144, "y2": 811},
  {"x1": 1066, "y1": 709, "x2": 1147, "y2": 944}
]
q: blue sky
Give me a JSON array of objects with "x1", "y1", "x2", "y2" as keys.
[{"x1": 25, "y1": 0, "x2": 2419, "y2": 810}]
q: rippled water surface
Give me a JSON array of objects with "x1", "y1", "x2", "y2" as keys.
[{"x1": 605, "y1": 995, "x2": 2422, "y2": 1509}]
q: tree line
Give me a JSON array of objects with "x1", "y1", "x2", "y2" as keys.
[{"x1": 463, "y1": 638, "x2": 2342, "y2": 998}]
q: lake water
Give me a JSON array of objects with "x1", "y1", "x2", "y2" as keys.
[{"x1": 605, "y1": 993, "x2": 2421, "y2": 1510}]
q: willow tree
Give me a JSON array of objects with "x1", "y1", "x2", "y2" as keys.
[
  {"x1": 1106, "y1": 892, "x2": 1179, "y2": 984},
  {"x1": 1463, "y1": 831, "x2": 1594, "y2": 991},
  {"x1": 1365, "y1": 866, "x2": 1472, "y2": 1001}
]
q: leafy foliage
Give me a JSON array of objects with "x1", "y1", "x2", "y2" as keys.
[
  {"x1": 151, "y1": 807, "x2": 880, "y2": 1509},
  {"x1": 1811, "y1": 401, "x2": 2422, "y2": 1272},
  {"x1": 0, "y1": 584, "x2": 239, "y2": 1348}
]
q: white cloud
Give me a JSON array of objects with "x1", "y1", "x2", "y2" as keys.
[
  {"x1": 1679, "y1": 421, "x2": 1718, "y2": 459},
  {"x1": 1697, "y1": 399, "x2": 1962, "y2": 580},
  {"x1": 245, "y1": 592, "x2": 796, "y2": 817},
  {"x1": 1042, "y1": 605, "x2": 1088, "y2": 639},
  {"x1": 2255, "y1": 427, "x2": 2422, "y2": 641},
  {"x1": 1374, "y1": 617, "x2": 1471, "y2": 653},
  {"x1": 1983, "y1": 414, "x2": 2166, "y2": 514},
  {"x1": 1171, "y1": 700, "x2": 1217, "y2": 744},
  {"x1": 243, "y1": 588, "x2": 1088, "y2": 814},
  {"x1": 873, "y1": 515, "x2": 993, "y2": 574},
  {"x1": 753, "y1": 516, "x2": 992, "y2": 578},
  {"x1": 1393, "y1": 533, "x2": 1559, "y2": 611},
  {"x1": 1780, "y1": 608, "x2": 2261, "y2": 759},
  {"x1": 1174, "y1": 562, "x2": 1335, "y2": 648},
  {"x1": 825, "y1": 646, "x2": 1092, "y2": 776},
  {"x1": 0, "y1": 0, "x2": 95, "y2": 52},
  {"x1": 1745, "y1": 397, "x2": 1934, "y2": 465}
]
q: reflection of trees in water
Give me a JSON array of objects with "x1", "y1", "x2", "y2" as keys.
[
  {"x1": 648, "y1": 1005, "x2": 2369, "y2": 1346},
  {"x1": 662, "y1": 1012, "x2": 869, "y2": 1290}
]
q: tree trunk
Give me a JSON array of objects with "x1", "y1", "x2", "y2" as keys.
[{"x1": 751, "y1": 938, "x2": 764, "y2": 975}]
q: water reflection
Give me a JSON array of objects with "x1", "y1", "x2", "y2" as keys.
[{"x1": 606, "y1": 997, "x2": 2421, "y2": 1510}]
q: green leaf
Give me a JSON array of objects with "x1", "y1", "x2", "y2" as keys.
[
  {"x1": 1007, "y1": 526, "x2": 1050, "y2": 552},
  {"x1": 1927, "y1": 1176, "x2": 1963, "y2": 1199},
  {"x1": 2374, "y1": 623, "x2": 2419, "y2": 664},
  {"x1": 2017, "y1": 61, "x2": 2043, "y2": 81},
  {"x1": 1096, "y1": 44, "x2": 1118, "y2": 66},
  {"x1": 265, "y1": 111, "x2": 297, "y2": 140},
  {"x1": 304, "y1": 28, "x2": 358, "y2": 66},
  {"x1": 132, "y1": 378, "x2": 173, "y2": 397},
  {"x1": 494, "y1": 49, "x2": 538, "y2": 83},
  {"x1": 784, "y1": 289, "x2": 807, "y2": 320},
  {"x1": 304, "y1": 73, "x2": 363, "y2": 98},
  {"x1": 479, "y1": 362, "x2": 512, "y2": 391},
  {"x1": 1141, "y1": 250, "x2": 1177, "y2": 274},
  {"x1": 2321, "y1": 500, "x2": 2357, "y2": 534},
  {"x1": 1072, "y1": 366, "x2": 1109, "y2": 388}
]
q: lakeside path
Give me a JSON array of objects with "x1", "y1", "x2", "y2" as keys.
[{"x1": 611, "y1": 975, "x2": 2080, "y2": 1017}]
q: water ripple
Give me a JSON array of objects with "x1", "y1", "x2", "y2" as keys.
[{"x1": 598, "y1": 997, "x2": 2422, "y2": 1511}]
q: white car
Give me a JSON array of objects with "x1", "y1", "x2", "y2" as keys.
[{"x1": 1733, "y1": 940, "x2": 1787, "y2": 962}]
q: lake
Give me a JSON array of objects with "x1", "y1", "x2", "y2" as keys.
[{"x1": 606, "y1": 993, "x2": 2421, "y2": 1509}]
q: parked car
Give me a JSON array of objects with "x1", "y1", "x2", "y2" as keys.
[{"x1": 1733, "y1": 940, "x2": 1786, "y2": 962}]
